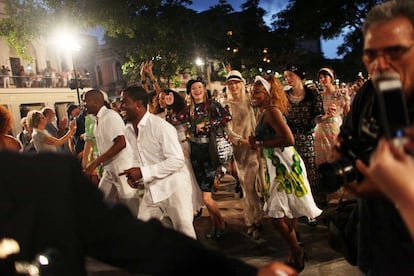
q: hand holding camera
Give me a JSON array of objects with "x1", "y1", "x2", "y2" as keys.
[{"x1": 318, "y1": 76, "x2": 410, "y2": 196}]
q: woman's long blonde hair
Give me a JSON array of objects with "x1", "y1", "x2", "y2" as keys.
[{"x1": 187, "y1": 79, "x2": 208, "y2": 117}]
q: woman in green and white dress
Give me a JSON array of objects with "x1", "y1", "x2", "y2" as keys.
[{"x1": 249, "y1": 74, "x2": 321, "y2": 272}]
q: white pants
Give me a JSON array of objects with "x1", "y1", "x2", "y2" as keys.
[
  {"x1": 98, "y1": 169, "x2": 141, "y2": 216},
  {"x1": 3, "y1": 77, "x2": 9, "y2": 88},
  {"x1": 138, "y1": 184, "x2": 196, "y2": 239}
]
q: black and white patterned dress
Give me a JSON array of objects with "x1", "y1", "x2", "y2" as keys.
[{"x1": 285, "y1": 87, "x2": 324, "y2": 202}]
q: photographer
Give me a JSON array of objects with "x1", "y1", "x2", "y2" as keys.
[
  {"x1": 356, "y1": 134, "x2": 414, "y2": 241},
  {"x1": 329, "y1": 1, "x2": 414, "y2": 274}
]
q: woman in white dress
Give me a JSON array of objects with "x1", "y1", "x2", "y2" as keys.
[{"x1": 249, "y1": 75, "x2": 321, "y2": 272}]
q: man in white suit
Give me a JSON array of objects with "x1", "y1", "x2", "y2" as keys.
[
  {"x1": 119, "y1": 86, "x2": 196, "y2": 239},
  {"x1": 83, "y1": 90, "x2": 140, "y2": 216}
]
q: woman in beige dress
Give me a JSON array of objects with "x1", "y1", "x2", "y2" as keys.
[{"x1": 224, "y1": 70, "x2": 264, "y2": 239}]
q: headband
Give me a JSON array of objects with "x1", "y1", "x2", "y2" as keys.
[
  {"x1": 318, "y1": 67, "x2": 335, "y2": 80},
  {"x1": 254, "y1": 75, "x2": 270, "y2": 95}
]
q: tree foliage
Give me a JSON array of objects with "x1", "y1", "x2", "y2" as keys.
[
  {"x1": 0, "y1": 0, "x2": 387, "y2": 84},
  {"x1": 273, "y1": 0, "x2": 384, "y2": 56}
]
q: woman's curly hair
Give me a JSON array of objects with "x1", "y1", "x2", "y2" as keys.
[{"x1": 0, "y1": 105, "x2": 13, "y2": 134}]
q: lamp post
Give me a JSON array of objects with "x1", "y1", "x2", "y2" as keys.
[{"x1": 71, "y1": 53, "x2": 81, "y2": 104}]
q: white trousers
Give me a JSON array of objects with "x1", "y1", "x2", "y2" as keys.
[
  {"x1": 98, "y1": 169, "x2": 141, "y2": 217},
  {"x1": 138, "y1": 184, "x2": 196, "y2": 239}
]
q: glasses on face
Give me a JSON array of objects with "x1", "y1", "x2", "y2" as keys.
[{"x1": 363, "y1": 44, "x2": 414, "y2": 63}]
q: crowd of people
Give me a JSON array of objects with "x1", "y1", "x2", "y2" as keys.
[
  {"x1": 0, "y1": 64, "x2": 90, "y2": 88},
  {"x1": 1, "y1": 1, "x2": 414, "y2": 275}
]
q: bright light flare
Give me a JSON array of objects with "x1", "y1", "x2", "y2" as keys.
[
  {"x1": 195, "y1": 57, "x2": 204, "y2": 67},
  {"x1": 52, "y1": 29, "x2": 81, "y2": 51}
]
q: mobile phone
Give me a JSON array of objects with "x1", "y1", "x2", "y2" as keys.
[{"x1": 377, "y1": 79, "x2": 410, "y2": 141}]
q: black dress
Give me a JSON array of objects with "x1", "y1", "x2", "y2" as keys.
[{"x1": 285, "y1": 87, "x2": 324, "y2": 202}]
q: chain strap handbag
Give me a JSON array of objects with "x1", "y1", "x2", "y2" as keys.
[{"x1": 208, "y1": 104, "x2": 233, "y2": 168}]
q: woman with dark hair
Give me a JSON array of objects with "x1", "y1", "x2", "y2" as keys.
[
  {"x1": 154, "y1": 89, "x2": 186, "y2": 117},
  {"x1": 0, "y1": 105, "x2": 21, "y2": 151},
  {"x1": 314, "y1": 67, "x2": 350, "y2": 165},
  {"x1": 283, "y1": 64, "x2": 325, "y2": 208},
  {"x1": 166, "y1": 78, "x2": 232, "y2": 239}
]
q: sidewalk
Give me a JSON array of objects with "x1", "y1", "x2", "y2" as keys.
[
  {"x1": 86, "y1": 174, "x2": 364, "y2": 275},
  {"x1": 196, "y1": 174, "x2": 363, "y2": 275}
]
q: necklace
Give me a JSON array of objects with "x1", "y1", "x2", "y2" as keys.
[{"x1": 288, "y1": 93, "x2": 304, "y2": 104}]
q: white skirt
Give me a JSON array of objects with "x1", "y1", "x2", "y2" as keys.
[{"x1": 263, "y1": 146, "x2": 322, "y2": 219}]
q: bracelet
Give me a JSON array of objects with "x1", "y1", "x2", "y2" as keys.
[
  {"x1": 141, "y1": 80, "x2": 147, "y2": 85},
  {"x1": 255, "y1": 140, "x2": 263, "y2": 145},
  {"x1": 151, "y1": 79, "x2": 157, "y2": 84}
]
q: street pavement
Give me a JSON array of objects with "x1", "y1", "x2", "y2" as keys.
[{"x1": 86, "y1": 175, "x2": 363, "y2": 275}]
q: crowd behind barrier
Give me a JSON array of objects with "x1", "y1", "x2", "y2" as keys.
[{"x1": 0, "y1": 66, "x2": 91, "y2": 89}]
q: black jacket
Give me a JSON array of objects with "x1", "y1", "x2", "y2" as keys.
[{"x1": 339, "y1": 80, "x2": 414, "y2": 275}]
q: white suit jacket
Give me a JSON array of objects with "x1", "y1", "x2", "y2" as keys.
[{"x1": 125, "y1": 112, "x2": 190, "y2": 203}]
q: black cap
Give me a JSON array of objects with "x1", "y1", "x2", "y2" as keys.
[
  {"x1": 186, "y1": 77, "x2": 206, "y2": 94},
  {"x1": 285, "y1": 64, "x2": 306, "y2": 79}
]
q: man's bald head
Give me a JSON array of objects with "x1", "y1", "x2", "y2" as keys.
[
  {"x1": 84, "y1": 90, "x2": 105, "y2": 115},
  {"x1": 85, "y1": 90, "x2": 104, "y2": 104}
]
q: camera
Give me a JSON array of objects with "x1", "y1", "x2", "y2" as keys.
[
  {"x1": 376, "y1": 78, "x2": 409, "y2": 143},
  {"x1": 319, "y1": 78, "x2": 409, "y2": 193},
  {"x1": 318, "y1": 134, "x2": 376, "y2": 193}
]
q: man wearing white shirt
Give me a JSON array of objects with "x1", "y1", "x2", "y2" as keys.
[
  {"x1": 83, "y1": 90, "x2": 140, "y2": 217},
  {"x1": 119, "y1": 86, "x2": 196, "y2": 239}
]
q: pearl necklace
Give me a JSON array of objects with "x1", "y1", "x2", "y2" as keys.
[{"x1": 288, "y1": 93, "x2": 304, "y2": 104}]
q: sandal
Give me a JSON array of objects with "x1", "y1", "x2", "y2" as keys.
[
  {"x1": 205, "y1": 229, "x2": 216, "y2": 239},
  {"x1": 215, "y1": 222, "x2": 227, "y2": 239}
]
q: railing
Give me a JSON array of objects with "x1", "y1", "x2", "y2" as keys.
[{"x1": 0, "y1": 75, "x2": 91, "y2": 89}]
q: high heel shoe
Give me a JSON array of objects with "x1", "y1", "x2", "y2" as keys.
[{"x1": 290, "y1": 245, "x2": 306, "y2": 272}]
